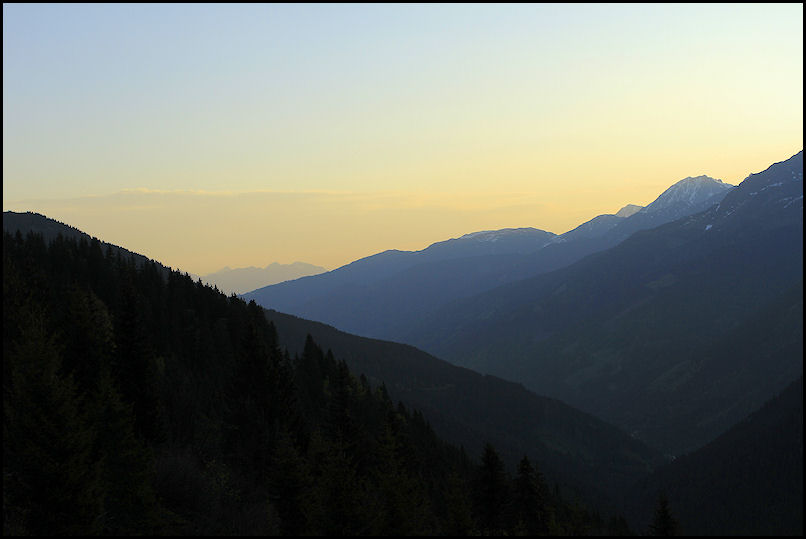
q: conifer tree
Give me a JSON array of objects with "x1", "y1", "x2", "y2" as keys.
[
  {"x1": 325, "y1": 359, "x2": 358, "y2": 446},
  {"x1": 512, "y1": 455, "x2": 550, "y2": 535},
  {"x1": 607, "y1": 514, "x2": 633, "y2": 535},
  {"x1": 268, "y1": 430, "x2": 313, "y2": 536},
  {"x1": 92, "y1": 371, "x2": 160, "y2": 534},
  {"x1": 443, "y1": 470, "x2": 476, "y2": 535},
  {"x1": 3, "y1": 306, "x2": 103, "y2": 535},
  {"x1": 296, "y1": 334, "x2": 326, "y2": 419},
  {"x1": 474, "y1": 442, "x2": 510, "y2": 535},
  {"x1": 649, "y1": 493, "x2": 680, "y2": 536},
  {"x1": 224, "y1": 303, "x2": 276, "y2": 473},
  {"x1": 307, "y1": 430, "x2": 366, "y2": 535},
  {"x1": 114, "y1": 277, "x2": 164, "y2": 443},
  {"x1": 373, "y1": 411, "x2": 432, "y2": 534},
  {"x1": 61, "y1": 287, "x2": 116, "y2": 397}
]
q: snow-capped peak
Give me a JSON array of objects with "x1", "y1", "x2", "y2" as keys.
[{"x1": 641, "y1": 175, "x2": 733, "y2": 214}]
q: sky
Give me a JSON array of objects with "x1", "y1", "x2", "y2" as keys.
[{"x1": 3, "y1": 3, "x2": 803, "y2": 274}]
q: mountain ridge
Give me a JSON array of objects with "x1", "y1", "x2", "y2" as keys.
[
  {"x1": 640, "y1": 175, "x2": 729, "y2": 213},
  {"x1": 243, "y1": 173, "x2": 736, "y2": 344},
  {"x1": 405, "y1": 150, "x2": 803, "y2": 455}
]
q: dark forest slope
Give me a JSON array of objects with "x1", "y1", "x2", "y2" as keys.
[
  {"x1": 627, "y1": 377, "x2": 803, "y2": 535},
  {"x1": 3, "y1": 220, "x2": 641, "y2": 535},
  {"x1": 263, "y1": 308, "x2": 660, "y2": 507}
]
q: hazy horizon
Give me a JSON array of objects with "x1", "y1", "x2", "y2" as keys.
[{"x1": 4, "y1": 3, "x2": 803, "y2": 274}]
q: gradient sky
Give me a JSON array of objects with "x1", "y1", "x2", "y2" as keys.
[{"x1": 3, "y1": 3, "x2": 803, "y2": 274}]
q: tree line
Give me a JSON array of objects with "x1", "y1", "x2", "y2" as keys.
[{"x1": 4, "y1": 230, "x2": 672, "y2": 535}]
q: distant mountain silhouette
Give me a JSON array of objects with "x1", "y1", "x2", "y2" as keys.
[
  {"x1": 407, "y1": 150, "x2": 803, "y2": 455},
  {"x1": 242, "y1": 227, "x2": 558, "y2": 335},
  {"x1": 421, "y1": 227, "x2": 558, "y2": 257},
  {"x1": 202, "y1": 262, "x2": 326, "y2": 295},
  {"x1": 243, "y1": 175, "x2": 734, "y2": 346}
]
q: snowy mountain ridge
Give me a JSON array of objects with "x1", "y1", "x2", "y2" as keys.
[
  {"x1": 459, "y1": 227, "x2": 557, "y2": 243},
  {"x1": 641, "y1": 175, "x2": 733, "y2": 214}
]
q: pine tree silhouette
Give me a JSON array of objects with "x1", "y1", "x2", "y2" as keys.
[{"x1": 649, "y1": 493, "x2": 680, "y2": 536}]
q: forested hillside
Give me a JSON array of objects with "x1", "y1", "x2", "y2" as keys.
[
  {"x1": 627, "y1": 377, "x2": 803, "y2": 535},
  {"x1": 3, "y1": 229, "x2": 624, "y2": 535},
  {"x1": 263, "y1": 307, "x2": 660, "y2": 511}
]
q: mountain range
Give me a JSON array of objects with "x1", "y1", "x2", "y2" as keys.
[
  {"x1": 243, "y1": 175, "x2": 734, "y2": 343},
  {"x1": 241, "y1": 154, "x2": 801, "y2": 457},
  {"x1": 3, "y1": 151, "x2": 801, "y2": 534},
  {"x1": 201, "y1": 262, "x2": 327, "y2": 295},
  {"x1": 407, "y1": 151, "x2": 803, "y2": 455}
]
